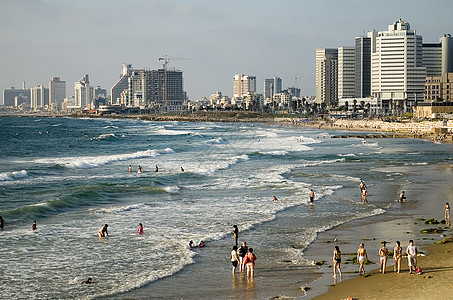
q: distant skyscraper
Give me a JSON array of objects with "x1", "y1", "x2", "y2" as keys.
[
  {"x1": 30, "y1": 85, "x2": 49, "y2": 110},
  {"x1": 264, "y1": 77, "x2": 282, "y2": 99},
  {"x1": 423, "y1": 34, "x2": 453, "y2": 77},
  {"x1": 316, "y1": 48, "x2": 338, "y2": 106},
  {"x1": 2, "y1": 87, "x2": 30, "y2": 106},
  {"x1": 355, "y1": 36, "x2": 372, "y2": 98},
  {"x1": 338, "y1": 47, "x2": 355, "y2": 100},
  {"x1": 49, "y1": 77, "x2": 66, "y2": 111},
  {"x1": 371, "y1": 19, "x2": 425, "y2": 111},
  {"x1": 74, "y1": 74, "x2": 94, "y2": 108},
  {"x1": 233, "y1": 74, "x2": 256, "y2": 98}
]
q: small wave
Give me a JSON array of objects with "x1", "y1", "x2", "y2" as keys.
[
  {"x1": 103, "y1": 125, "x2": 119, "y2": 129},
  {"x1": 259, "y1": 150, "x2": 289, "y2": 156},
  {"x1": 0, "y1": 170, "x2": 29, "y2": 181},
  {"x1": 99, "y1": 203, "x2": 149, "y2": 214},
  {"x1": 164, "y1": 186, "x2": 180, "y2": 193},
  {"x1": 338, "y1": 153, "x2": 356, "y2": 157},
  {"x1": 205, "y1": 137, "x2": 227, "y2": 145},
  {"x1": 91, "y1": 133, "x2": 116, "y2": 141},
  {"x1": 33, "y1": 148, "x2": 175, "y2": 169},
  {"x1": 51, "y1": 124, "x2": 61, "y2": 127}
]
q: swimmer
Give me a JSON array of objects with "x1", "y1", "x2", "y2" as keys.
[
  {"x1": 81, "y1": 277, "x2": 92, "y2": 284},
  {"x1": 357, "y1": 243, "x2": 368, "y2": 275},
  {"x1": 0, "y1": 216, "x2": 4, "y2": 229},
  {"x1": 198, "y1": 241, "x2": 205, "y2": 247},
  {"x1": 379, "y1": 242, "x2": 389, "y2": 274},
  {"x1": 189, "y1": 240, "x2": 195, "y2": 248},
  {"x1": 155, "y1": 165, "x2": 159, "y2": 173},
  {"x1": 399, "y1": 191, "x2": 406, "y2": 202},
  {"x1": 138, "y1": 223, "x2": 143, "y2": 235},
  {"x1": 31, "y1": 221, "x2": 37, "y2": 230},
  {"x1": 180, "y1": 167, "x2": 184, "y2": 172},
  {"x1": 128, "y1": 165, "x2": 132, "y2": 173},
  {"x1": 232, "y1": 225, "x2": 239, "y2": 245},
  {"x1": 309, "y1": 189, "x2": 315, "y2": 203},
  {"x1": 98, "y1": 224, "x2": 108, "y2": 237},
  {"x1": 272, "y1": 196, "x2": 278, "y2": 202},
  {"x1": 137, "y1": 165, "x2": 142, "y2": 174},
  {"x1": 359, "y1": 180, "x2": 367, "y2": 193}
]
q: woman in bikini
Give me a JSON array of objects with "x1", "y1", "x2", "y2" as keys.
[
  {"x1": 393, "y1": 241, "x2": 402, "y2": 273},
  {"x1": 379, "y1": 242, "x2": 389, "y2": 274},
  {"x1": 357, "y1": 243, "x2": 368, "y2": 275},
  {"x1": 333, "y1": 246, "x2": 342, "y2": 277},
  {"x1": 444, "y1": 202, "x2": 450, "y2": 226}
]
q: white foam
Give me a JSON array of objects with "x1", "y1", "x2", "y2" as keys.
[
  {"x1": 338, "y1": 153, "x2": 356, "y2": 157},
  {"x1": 33, "y1": 148, "x2": 175, "y2": 169},
  {"x1": 164, "y1": 186, "x2": 180, "y2": 193},
  {"x1": 260, "y1": 150, "x2": 289, "y2": 156},
  {"x1": 0, "y1": 170, "x2": 29, "y2": 181}
]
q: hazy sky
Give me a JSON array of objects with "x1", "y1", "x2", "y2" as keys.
[{"x1": 1, "y1": 0, "x2": 453, "y2": 101}]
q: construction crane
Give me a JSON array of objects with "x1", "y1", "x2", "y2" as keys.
[{"x1": 158, "y1": 55, "x2": 188, "y2": 112}]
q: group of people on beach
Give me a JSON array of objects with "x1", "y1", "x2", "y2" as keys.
[
  {"x1": 333, "y1": 239, "x2": 420, "y2": 279},
  {"x1": 230, "y1": 225, "x2": 257, "y2": 277}
]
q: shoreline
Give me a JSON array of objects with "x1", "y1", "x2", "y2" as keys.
[{"x1": 307, "y1": 163, "x2": 453, "y2": 299}]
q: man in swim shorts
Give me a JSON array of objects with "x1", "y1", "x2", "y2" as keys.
[
  {"x1": 309, "y1": 189, "x2": 315, "y2": 203},
  {"x1": 98, "y1": 224, "x2": 108, "y2": 237},
  {"x1": 31, "y1": 221, "x2": 37, "y2": 230}
]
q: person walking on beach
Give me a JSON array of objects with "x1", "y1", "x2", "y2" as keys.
[
  {"x1": 243, "y1": 248, "x2": 257, "y2": 277},
  {"x1": 309, "y1": 189, "x2": 315, "y2": 203},
  {"x1": 393, "y1": 241, "x2": 402, "y2": 273},
  {"x1": 357, "y1": 243, "x2": 368, "y2": 275},
  {"x1": 406, "y1": 240, "x2": 417, "y2": 273},
  {"x1": 379, "y1": 242, "x2": 389, "y2": 274},
  {"x1": 232, "y1": 225, "x2": 239, "y2": 245},
  {"x1": 444, "y1": 202, "x2": 450, "y2": 226},
  {"x1": 98, "y1": 224, "x2": 108, "y2": 237},
  {"x1": 31, "y1": 221, "x2": 37, "y2": 230},
  {"x1": 238, "y1": 241, "x2": 248, "y2": 272},
  {"x1": 138, "y1": 223, "x2": 143, "y2": 235},
  {"x1": 230, "y1": 245, "x2": 239, "y2": 274},
  {"x1": 333, "y1": 246, "x2": 342, "y2": 278}
]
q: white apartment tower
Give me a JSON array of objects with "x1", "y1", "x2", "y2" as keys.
[
  {"x1": 74, "y1": 74, "x2": 94, "y2": 109},
  {"x1": 49, "y1": 77, "x2": 66, "y2": 111},
  {"x1": 30, "y1": 85, "x2": 49, "y2": 110},
  {"x1": 233, "y1": 74, "x2": 256, "y2": 99},
  {"x1": 337, "y1": 47, "x2": 356, "y2": 100},
  {"x1": 316, "y1": 48, "x2": 338, "y2": 106},
  {"x1": 371, "y1": 19, "x2": 425, "y2": 111}
]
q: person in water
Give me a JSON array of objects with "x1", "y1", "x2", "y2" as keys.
[
  {"x1": 81, "y1": 277, "x2": 92, "y2": 284},
  {"x1": 272, "y1": 196, "x2": 278, "y2": 201},
  {"x1": 128, "y1": 165, "x2": 132, "y2": 173},
  {"x1": 137, "y1": 165, "x2": 143, "y2": 173},
  {"x1": 379, "y1": 242, "x2": 389, "y2": 274},
  {"x1": 98, "y1": 224, "x2": 108, "y2": 237},
  {"x1": 444, "y1": 202, "x2": 450, "y2": 226},
  {"x1": 180, "y1": 167, "x2": 184, "y2": 172},
  {"x1": 189, "y1": 240, "x2": 195, "y2": 248},
  {"x1": 230, "y1": 245, "x2": 239, "y2": 274},
  {"x1": 138, "y1": 223, "x2": 143, "y2": 235},
  {"x1": 31, "y1": 221, "x2": 37, "y2": 230},
  {"x1": 198, "y1": 241, "x2": 205, "y2": 247},
  {"x1": 309, "y1": 189, "x2": 315, "y2": 203},
  {"x1": 0, "y1": 216, "x2": 4, "y2": 230},
  {"x1": 155, "y1": 165, "x2": 159, "y2": 172},
  {"x1": 238, "y1": 241, "x2": 248, "y2": 272},
  {"x1": 399, "y1": 191, "x2": 406, "y2": 202},
  {"x1": 361, "y1": 188, "x2": 368, "y2": 203},
  {"x1": 359, "y1": 180, "x2": 367, "y2": 193},
  {"x1": 232, "y1": 225, "x2": 239, "y2": 245},
  {"x1": 243, "y1": 248, "x2": 257, "y2": 277},
  {"x1": 357, "y1": 243, "x2": 368, "y2": 275},
  {"x1": 333, "y1": 246, "x2": 342, "y2": 277}
]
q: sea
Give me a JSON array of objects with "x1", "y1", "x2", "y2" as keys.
[{"x1": 0, "y1": 116, "x2": 451, "y2": 299}]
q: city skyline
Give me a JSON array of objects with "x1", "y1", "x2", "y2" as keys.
[{"x1": 1, "y1": 0, "x2": 453, "y2": 102}]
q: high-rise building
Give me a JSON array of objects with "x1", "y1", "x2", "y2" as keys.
[
  {"x1": 49, "y1": 77, "x2": 66, "y2": 111},
  {"x1": 264, "y1": 77, "x2": 282, "y2": 99},
  {"x1": 30, "y1": 85, "x2": 49, "y2": 110},
  {"x1": 371, "y1": 19, "x2": 425, "y2": 111},
  {"x1": 316, "y1": 48, "x2": 338, "y2": 106},
  {"x1": 423, "y1": 34, "x2": 453, "y2": 77},
  {"x1": 425, "y1": 73, "x2": 453, "y2": 102},
  {"x1": 2, "y1": 87, "x2": 30, "y2": 106},
  {"x1": 74, "y1": 74, "x2": 94, "y2": 109},
  {"x1": 112, "y1": 64, "x2": 134, "y2": 105},
  {"x1": 233, "y1": 74, "x2": 256, "y2": 99},
  {"x1": 355, "y1": 36, "x2": 372, "y2": 98},
  {"x1": 338, "y1": 47, "x2": 356, "y2": 100}
]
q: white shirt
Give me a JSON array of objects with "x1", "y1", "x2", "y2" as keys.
[{"x1": 407, "y1": 245, "x2": 417, "y2": 257}]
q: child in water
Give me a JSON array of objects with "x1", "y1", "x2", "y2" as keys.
[{"x1": 138, "y1": 223, "x2": 143, "y2": 234}]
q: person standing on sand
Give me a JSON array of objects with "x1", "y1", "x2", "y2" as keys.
[
  {"x1": 243, "y1": 248, "x2": 257, "y2": 277},
  {"x1": 230, "y1": 245, "x2": 239, "y2": 274},
  {"x1": 444, "y1": 202, "x2": 450, "y2": 226},
  {"x1": 379, "y1": 242, "x2": 389, "y2": 274},
  {"x1": 333, "y1": 246, "x2": 342, "y2": 278},
  {"x1": 393, "y1": 241, "x2": 402, "y2": 273},
  {"x1": 406, "y1": 240, "x2": 417, "y2": 273},
  {"x1": 238, "y1": 241, "x2": 248, "y2": 272},
  {"x1": 309, "y1": 189, "x2": 315, "y2": 203},
  {"x1": 357, "y1": 243, "x2": 368, "y2": 275},
  {"x1": 232, "y1": 225, "x2": 239, "y2": 245}
]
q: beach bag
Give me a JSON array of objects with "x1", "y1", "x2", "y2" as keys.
[{"x1": 415, "y1": 267, "x2": 423, "y2": 275}]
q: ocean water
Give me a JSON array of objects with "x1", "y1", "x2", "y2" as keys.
[{"x1": 0, "y1": 116, "x2": 451, "y2": 299}]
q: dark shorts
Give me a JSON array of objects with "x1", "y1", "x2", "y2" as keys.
[
  {"x1": 310, "y1": 197, "x2": 314, "y2": 202},
  {"x1": 335, "y1": 258, "x2": 341, "y2": 263},
  {"x1": 231, "y1": 261, "x2": 238, "y2": 267}
]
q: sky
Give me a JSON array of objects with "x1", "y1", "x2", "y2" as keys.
[{"x1": 1, "y1": 0, "x2": 453, "y2": 102}]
